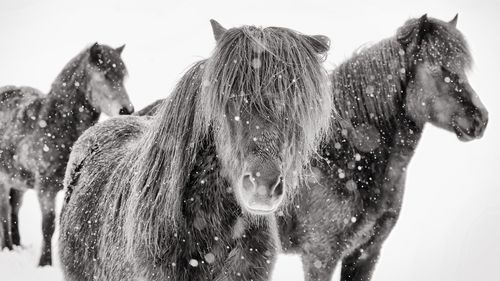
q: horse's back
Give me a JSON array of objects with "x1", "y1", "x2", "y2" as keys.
[
  {"x1": 0, "y1": 85, "x2": 43, "y2": 111},
  {"x1": 63, "y1": 115, "x2": 149, "y2": 201},
  {"x1": 60, "y1": 115, "x2": 149, "y2": 281},
  {"x1": 0, "y1": 85, "x2": 44, "y2": 135}
]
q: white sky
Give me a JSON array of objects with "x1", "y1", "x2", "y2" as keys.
[{"x1": 0, "y1": 0, "x2": 499, "y2": 280}]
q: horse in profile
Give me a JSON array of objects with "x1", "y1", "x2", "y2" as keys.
[
  {"x1": 0, "y1": 43, "x2": 133, "y2": 266},
  {"x1": 278, "y1": 14, "x2": 488, "y2": 281},
  {"x1": 59, "y1": 20, "x2": 332, "y2": 281}
]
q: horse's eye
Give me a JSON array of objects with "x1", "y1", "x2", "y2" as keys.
[
  {"x1": 105, "y1": 72, "x2": 115, "y2": 82},
  {"x1": 428, "y1": 65, "x2": 440, "y2": 74}
]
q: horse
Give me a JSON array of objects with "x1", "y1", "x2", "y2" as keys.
[
  {"x1": 277, "y1": 14, "x2": 488, "y2": 281},
  {"x1": 58, "y1": 20, "x2": 332, "y2": 281},
  {"x1": 0, "y1": 42, "x2": 133, "y2": 266}
]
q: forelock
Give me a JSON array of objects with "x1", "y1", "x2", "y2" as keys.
[{"x1": 199, "y1": 25, "x2": 332, "y2": 160}]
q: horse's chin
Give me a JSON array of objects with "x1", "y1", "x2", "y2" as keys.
[
  {"x1": 236, "y1": 188, "x2": 283, "y2": 216},
  {"x1": 451, "y1": 115, "x2": 487, "y2": 142},
  {"x1": 244, "y1": 206, "x2": 278, "y2": 216},
  {"x1": 240, "y1": 197, "x2": 282, "y2": 215},
  {"x1": 453, "y1": 124, "x2": 477, "y2": 142}
]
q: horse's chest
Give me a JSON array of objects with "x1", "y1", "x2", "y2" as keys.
[{"x1": 296, "y1": 138, "x2": 407, "y2": 250}]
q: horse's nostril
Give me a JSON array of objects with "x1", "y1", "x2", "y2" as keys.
[
  {"x1": 242, "y1": 174, "x2": 256, "y2": 191},
  {"x1": 119, "y1": 107, "x2": 131, "y2": 115},
  {"x1": 272, "y1": 178, "x2": 283, "y2": 197},
  {"x1": 479, "y1": 114, "x2": 488, "y2": 128},
  {"x1": 474, "y1": 115, "x2": 487, "y2": 137}
]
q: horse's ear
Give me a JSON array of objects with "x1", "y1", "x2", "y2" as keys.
[
  {"x1": 415, "y1": 14, "x2": 430, "y2": 46},
  {"x1": 305, "y1": 35, "x2": 331, "y2": 54},
  {"x1": 89, "y1": 42, "x2": 102, "y2": 62},
  {"x1": 449, "y1": 13, "x2": 458, "y2": 27},
  {"x1": 115, "y1": 44, "x2": 125, "y2": 55},
  {"x1": 210, "y1": 19, "x2": 227, "y2": 42},
  {"x1": 397, "y1": 14, "x2": 430, "y2": 49}
]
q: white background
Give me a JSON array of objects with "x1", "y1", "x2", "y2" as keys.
[{"x1": 0, "y1": 0, "x2": 499, "y2": 280}]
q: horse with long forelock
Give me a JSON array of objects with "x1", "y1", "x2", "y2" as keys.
[
  {"x1": 59, "y1": 20, "x2": 332, "y2": 281},
  {"x1": 277, "y1": 14, "x2": 488, "y2": 281},
  {"x1": 0, "y1": 43, "x2": 133, "y2": 266}
]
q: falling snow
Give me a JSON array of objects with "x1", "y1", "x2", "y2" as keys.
[
  {"x1": 38, "y1": 120, "x2": 47, "y2": 128},
  {"x1": 189, "y1": 259, "x2": 199, "y2": 267},
  {"x1": 251, "y1": 58, "x2": 261, "y2": 69},
  {"x1": 204, "y1": 253, "x2": 216, "y2": 264}
]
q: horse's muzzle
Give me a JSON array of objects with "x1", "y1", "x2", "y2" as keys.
[
  {"x1": 454, "y1": 110, "x2": 488, "y2": 141},
  {"x1": 239, "y1": 171, "x2": 284, "y2": 215}
]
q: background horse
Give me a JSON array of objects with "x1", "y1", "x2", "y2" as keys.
[
  {"x1": 278, "y1": 14, "x2": 488, "y2": 281},
  {"x1": 59, "y1": 20, "x2": 332, "y2": 281},
  {"x1": 0, "y1": 43, "x2": 133, "y2": 266}
]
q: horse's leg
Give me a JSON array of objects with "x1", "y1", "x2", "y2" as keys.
[
  {"x1": 340, "y1": 213, "x2": 398, "y2": 281},
  {"x1": 340, "y1": 246, "x2": 381, "y2": 281},
  {"x1": 37, "y1": 188, "x2": 56, "y2": 266},
  {"x1": 301, "y1": 251, "x2": 339, "y2": 281},
  {"x1": 214, "y1": 217, "x2": 278, "y2": 281},
  {"x1": 10, "y1": 189, "x2": 25, "y2": 246},
  {"x1": 0, "y1": 184, "x2": 13, "y2": 250}
]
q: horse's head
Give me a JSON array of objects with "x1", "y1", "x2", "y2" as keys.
[
  {"x1": 200, "y1": 20, "x2": 332, "y2": 215},
  {"x1": 85, "y1": 43, "x2": 134, "y2": 116},
  {"x1": 398, "y1": 14, "x2": 488, "y2": 141}
]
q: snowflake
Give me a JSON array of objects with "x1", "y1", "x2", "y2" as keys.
[
  {"x1": 204, "y1": 253, "x2": 216, "y2": 264},
  {"x1": 251, "y1": 58, "x2": 261, "y2": 69},
  {"x1": 38, "y1": 120, "x2": 47, "y2": 128},
  {"x1": 189, "y1": 259, "x2": 199, "y2": 267}
]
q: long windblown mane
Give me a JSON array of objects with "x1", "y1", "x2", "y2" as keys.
[
  {"x1": 105, "y1": 25, "x2": 332, "y2": 260},
  {"x1": 332, "y1": 39, "x2": 406, "y2": 129},
  {"x1": 331, "y1": 16, "x2": 472, "y2": 131},
  {"x1": 117, "y1": 61, "x2": 206, "y2": 257}
]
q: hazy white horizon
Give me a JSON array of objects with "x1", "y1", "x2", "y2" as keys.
[{"x1": 0, "y1": 0, "x2": 499, "y2": 280}]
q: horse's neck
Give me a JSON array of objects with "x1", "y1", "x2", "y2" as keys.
[
  {"x1": 387, "y1": 117, "x2": 423, "y2": 158},
  {"x1": 366, "y1": 117, "x2": 423, "y2": 215},
  {"x1": 42, "y1": 69, "x2": 100, "y2": 138},
  {"x1": 328, "y1": 39, "x2": 425, "y2": 212}
]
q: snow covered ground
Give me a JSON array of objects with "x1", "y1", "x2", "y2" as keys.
[{"x1": 0, "y1": 0, "x2": 499, "y2": 280}]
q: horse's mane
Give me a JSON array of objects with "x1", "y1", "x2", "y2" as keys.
[
  {"x1": 331, "y1": 16, "x2": 472, "y2": 131},
  {"x1": 49, "y1": 47, "x2": 90, "y2": 97},
  {"x1": 332, "y1": 39, "x2": 406, "y2": 130},
  {"x1": 117, "y1": 25, "x2": 332, "y2": 260},
  {"x1": 112, "y1": 60, "x2": 206, "y2": 259}
]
